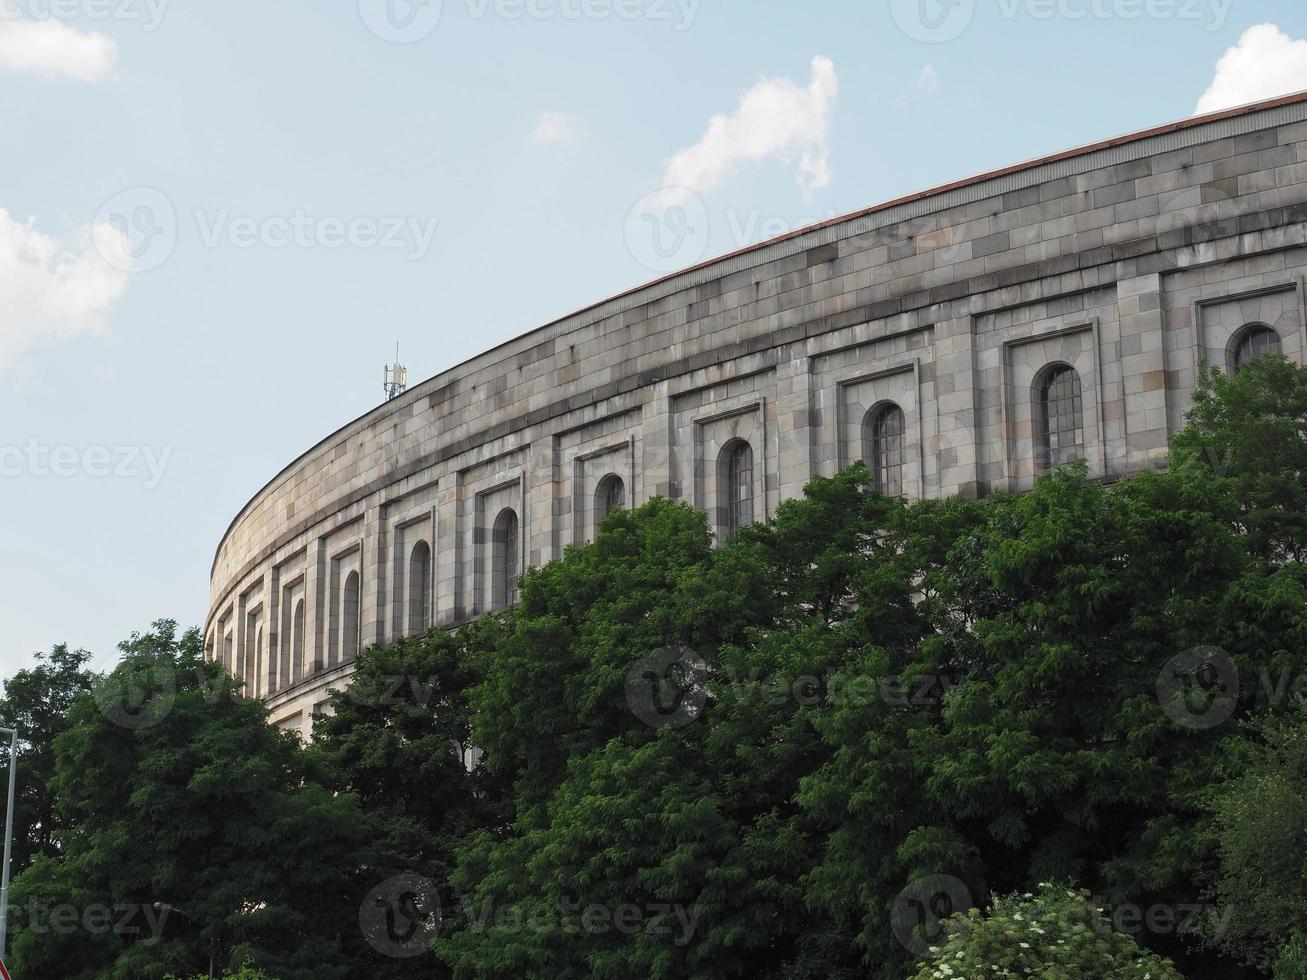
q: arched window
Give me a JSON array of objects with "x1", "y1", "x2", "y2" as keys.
[
  {"x1": 595, "y1": 474, "x2": 625, "y2": 531},
  {"x1": 292, "y1": 599, "x2": 305, "y2": 685},
  {"x1": 342, "y1": 571, "x2": 360, "y2": 662},
  {"x1": 492, "y1": 508, "x2": 519, "y2": 611},
  {"x1": 408, "y1": 541, "x2": 431, "y2": 634},
  {"x1": 1230, "y1": 323, "x2": 1281, "y2": 372},
  {"x1": 1036, "y1": 365, "x2": 1084, "y2": 471},
  {"x1": 862, "y1": 403, "x2": 906, "y2": 497},
  {"x1": 720, "y1": 440, "x2": 754, "y2": 539}
]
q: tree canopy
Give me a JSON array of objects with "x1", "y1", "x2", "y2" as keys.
[{"x1": 7, "y1": 354, "x2": 1307, "y2": 979}]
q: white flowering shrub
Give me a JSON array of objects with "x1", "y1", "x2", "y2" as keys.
[
  {"x1": 906, "y1": 883, "x2": 1184, "y2": 980},
  {"x1": 1277, "y1": 934, "x2": 1307, "y2": 979}
]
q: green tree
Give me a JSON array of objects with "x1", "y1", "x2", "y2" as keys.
[
  {"x1": 1172, "y1": 355, "x2": 1307, "y2": 562},
  {"x1": 0, "y1": 643, "x2": 95, "y2": 875},
  {"x1": 308, "y1": 623, "x2": 512, "y2": 978},
  {"x1": 437, "y1": 480, "x2": 916, "y2": 978},
  {"x1": 1202, "y1": 708, "x2": 1307, "y2": 971},
  {"x1": 799, "y1": 463, "x2": 1276, "y2": 978},
  {"x1": 7, "y1": 620, "x2": 409, "y2": 980},
  {"x1": 436, "y1": 450, "x2": 1290, "y2": 977}
]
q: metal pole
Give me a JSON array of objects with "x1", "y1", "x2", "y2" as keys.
[{"x1": 0, "y1": 727, "x2": 18, "y2": 958}]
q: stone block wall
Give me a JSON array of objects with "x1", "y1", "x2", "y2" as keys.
[{"x1": 206, "y1": 93, "x2": 1307, "y2": 736}]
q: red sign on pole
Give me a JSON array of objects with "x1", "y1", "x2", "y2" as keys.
[{"x1": 0, "y1": 954, "x2": 11, "y2": 979}]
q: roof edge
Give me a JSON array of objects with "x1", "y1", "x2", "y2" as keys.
[{"x1": 565, "y1": 89, "x2": 1307, "y2": 325}]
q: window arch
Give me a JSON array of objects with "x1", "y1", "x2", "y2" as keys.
[
  {"x1": 719, "y1": 440, "x2": 754, "y2": 539},
  {"x1": 342, "y1": 571, "x2": 360, "y2": 662},
  {"x1": 1036, "y1": 364, "x2": 1084, "y2": 471},
  {"x1": 492, "y1": 508, "x2": 520, "y2": 611},
  {"x1": 408, "y1": 541, "x2": 431, "y2": 634},
  {"x1": 594, "y1": 474, "x2": 625, "y2": 531},
  {"x1": 1230, "y1": 323, "x2": 1281, "y2": 373},
  {"x1": 862, "y1": 402, "x2": 906, "y2": 497}
]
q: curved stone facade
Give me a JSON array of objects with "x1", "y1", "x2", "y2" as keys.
[{"x1": 208, "y1": 93, "x2": 1307, "y2": 735}]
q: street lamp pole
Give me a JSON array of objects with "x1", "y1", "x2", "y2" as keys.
[{"x1": 0, "y1": 726, "x2": 18, "y2": 959}]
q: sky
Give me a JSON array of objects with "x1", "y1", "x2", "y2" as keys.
[{"x1": 2, "y1": 0, "x2": 1307, "y2": 678}]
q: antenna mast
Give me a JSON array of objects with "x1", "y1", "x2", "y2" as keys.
[{"x1": 383, "y1": 343, "x2": 408, "y2": 401}]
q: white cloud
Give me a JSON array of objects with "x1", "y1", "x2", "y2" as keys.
[
  {"x1": 660, "y1": 55, "x2": 838, "y2": 200},
  {"x1": 532, "y1": 111, "x2": 586, "y2": 145},
  {"x1": 0, "y1": 13, "x2": 117, "y2": 82},
  {"x1": 1195, "y1": 23, "x2": 1307, "y2": 115},
  {"x1": 906, "y1": 64, "x2": 941, "y2": 98},
  {"x1": 0, "y1": 209, "x2": 131, "y2": 378}
]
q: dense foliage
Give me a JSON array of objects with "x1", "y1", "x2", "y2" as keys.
[
  {"x1": 0, "y1": 643, "x2": 94, "y2": 876},
  {"x1": 1205, "y1": 708, "x2": 1307, "y2": 971},
  {"x1": 6, "y1": 623, "x2": 427, "y2": 979},
  {"x1": 3, "y1": 355, "x2": 1305, "y2": 978}
]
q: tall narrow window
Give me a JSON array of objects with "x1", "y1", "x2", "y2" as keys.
[
  {"x1": 863, "y1": 403, "x2": 906, "y2": 497},
  {"x1": 292, "y1": 599, "x2": 305, "y2": 685},
  {"x1": 720, "y1": 440, "x2": 754, "y2": 539},
  {"x1": 595, "y1": 474, "x2": 625, "y2": 532},
  {"x1": 408, "y1": 541, "x2": 431, "y2": 634},
  {"x1": 253, "y1": 625, "x2": 263, "y2": 698},
  {"x1": 1037, "y1": 365, "x2": 1084, "y2": 471},
  {"x1": 276, "y1": 602, "x2": 290, "y2": 694},
  {"x1": 1231, "y1": 324, "x2": 1281, "y2": 372},
  {"x1": 342, "y1": 571, "x2": 360, "y2": 662},
  {"x1": 493, "y1": 508, "x2": 519, "y2": 611},
  {"x1": 242, "y1": 610, "x2": 259, "y2": 691}
]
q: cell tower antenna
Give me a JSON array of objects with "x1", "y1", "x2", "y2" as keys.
[{"x1": 383, "y1": 343, "x2": 408, "y2": 401}]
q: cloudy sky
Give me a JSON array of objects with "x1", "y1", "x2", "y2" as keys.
[{"x1": 2, "y1": 0, "x2": 1306, "y2": 676}]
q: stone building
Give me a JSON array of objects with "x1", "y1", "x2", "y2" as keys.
[{"x1": 207, "y1": 92, "x2": 1307, "y2": 736}]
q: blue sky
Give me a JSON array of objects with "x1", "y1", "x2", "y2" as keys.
[{"x1": 1, "y1": 0, "x2": 1306, "y2": 676}]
